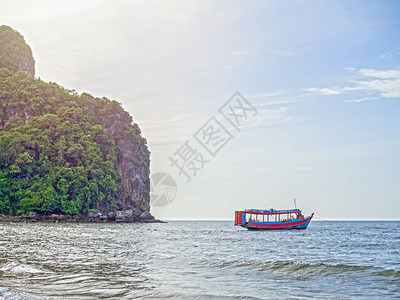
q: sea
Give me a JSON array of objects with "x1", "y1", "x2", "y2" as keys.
[{"x1": 0, "y1": 221, "x2": 399, "y2": 299}]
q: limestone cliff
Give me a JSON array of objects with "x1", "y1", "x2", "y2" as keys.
[
  {"x1": 0, "y1": 26, "x2": 151, "y2": 218},
  {"x1": 0, "y1": 25, "x2": 35, "y2": 77},
  {"x1": 96, "y1": 100, "x2": 151, "y2": 212}
]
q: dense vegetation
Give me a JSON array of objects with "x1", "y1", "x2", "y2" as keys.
[{"x1": 0, "y1": 26, "x2": 149, "y2": 215}]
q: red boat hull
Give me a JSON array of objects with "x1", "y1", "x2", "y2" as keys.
[{"x1": 244, "y1": 214, "x2": 313, "y2": 230}]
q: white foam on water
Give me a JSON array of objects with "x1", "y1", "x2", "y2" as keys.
[
  {"x1": 0, "y1": 287, "x2": 6, "y2": 300},
  {"x1": 0, "y1": 287, "x2": 49, "y2": 300},
  {"x1": 0, "y1": 262, "x2": 43, "y2": 275}
]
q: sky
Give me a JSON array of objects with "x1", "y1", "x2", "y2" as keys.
[{"x1": 1, "y1": 0, "x2": 399, "y2": 220}]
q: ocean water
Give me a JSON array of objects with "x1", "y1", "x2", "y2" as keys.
[{"x1": 0, "y1": 221, "x2": 399, "y2": 299}]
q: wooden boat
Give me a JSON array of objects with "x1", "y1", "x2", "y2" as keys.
[{"x1": 234, "y1": 208, "x2": 314, "y2": 230}]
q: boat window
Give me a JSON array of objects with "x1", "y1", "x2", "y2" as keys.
[
  {"x1": 245, "y1": 213, "x2": 250, "y2": 222},
  {"x1": 247, "y1": 214, "x2": 256, "y2": 222}
]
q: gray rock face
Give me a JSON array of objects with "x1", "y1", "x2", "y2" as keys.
[
  {"x1": 50, "y1": 214, "x2": 65, "y2": 221},
  {"x1": 87, "y1": 210, "x2": 102, "y2": 218},
  {"x1": 139, "y1": 211, "x2": 155, "y2": 222},
  {"x1": 0, "y1": 210, "x2": 162, "y2": 223},
  {"x1": 0, "y1": 25, "x2": 35, "y2": 77},
  {"x1": 132, "y1": 209, "x2": 142, "y2": 221},
  {"x1": 113, "y1": 209, "x2": 155, "y2": 222},
  {"x1": 26, "y1": 211, "x2": 38, "y2": 219},
  {"x1": 106, "y1": 212, "x2": 116, "y2": 221},
  {"x1": 115, "y1": 210, "x2": 134, "y2": 222},
  {"x1": 101, "y1": 115, "x2": 150, "y2": 212}
]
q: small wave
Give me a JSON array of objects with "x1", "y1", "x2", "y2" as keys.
[
  {"x1": 373, "y1": 269, "x2": 400, "y2": 278},
  {"x1": 212, "y1": 259, "x2": 400, "y2": 279}
]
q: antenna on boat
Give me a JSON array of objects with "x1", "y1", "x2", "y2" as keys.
[{"x1": 294, "y1": 198, "x2": 297, "y2": 209}]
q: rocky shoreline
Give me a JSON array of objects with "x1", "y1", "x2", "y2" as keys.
[{"x1": 0, "y1": 209, "x2": 165, "y2": 223}]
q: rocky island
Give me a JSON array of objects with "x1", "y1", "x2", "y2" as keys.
[{"x1": 0, "y1": 25, "x2": 160, "y2": 223}]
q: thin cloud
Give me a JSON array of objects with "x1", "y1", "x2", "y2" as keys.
[
  {"x1": 380, "y1": 41, "x2": 400, "y2": 60},
  {"x1": 344, "y1": 97, "x2": 380, "y2": 103},
  {"x1": 304, "y1": 67, "x2": 400, "y2": 100},
  {"x1": 303, "y1": 87, "x2": 342, "y2": 95},
  {"x1": 214, "y1": 106, "x2": 293, "y2": 131},
  {"x1": 352, "y1": 68, "x2": 400, "y2": 98}
]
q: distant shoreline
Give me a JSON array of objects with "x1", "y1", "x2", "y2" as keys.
[
  {"x1": 124, "y1": 219, "x2": 399, "y2": 222},
  {"x1": 0, "y1": 212, "x2": 166, "y2": 224}
]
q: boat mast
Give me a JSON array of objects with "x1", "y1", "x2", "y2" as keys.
[{"x1": 294, "y1": 198, "x2": 297, "y2": 209}]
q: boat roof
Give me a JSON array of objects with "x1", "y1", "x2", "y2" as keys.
[{"x1": 244, "y1": 208, "x2": 301, "y2": 214}]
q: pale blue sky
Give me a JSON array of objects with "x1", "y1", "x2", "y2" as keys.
[{"x1": 1, "y1": 0, "x2": 399, "y2": 219}]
